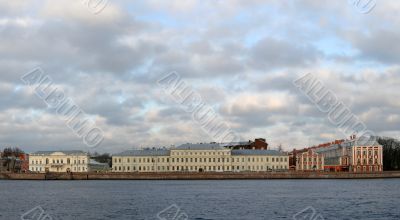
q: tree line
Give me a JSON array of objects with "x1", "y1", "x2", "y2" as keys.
[{"x1": 378, "y1": 137, "x2": 400, "y2": 170}]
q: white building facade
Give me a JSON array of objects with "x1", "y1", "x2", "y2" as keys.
[
  {"x1": 112, "y1": 143, "x2": 289, "y2": 173},
  {"x1": 29, "y1": 151, "x2": 90, "y2": 173}
]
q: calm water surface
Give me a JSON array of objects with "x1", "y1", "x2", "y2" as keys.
[{"x1": 1, "y1": 179, "x2": 399, "y2": 220}]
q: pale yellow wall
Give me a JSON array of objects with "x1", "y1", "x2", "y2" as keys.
[
  {"x1": 112, "y1": 149, "x2": 289, "y2": 173},
  {"x1": 29, "y1": 153, "x2": 89, "y2": 173}
]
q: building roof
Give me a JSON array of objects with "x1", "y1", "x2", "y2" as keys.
[
  {"x1": 114, "y1": 149, "x2": 170, "y2": 156},
  {"x1": 315, "y1": 137, "x2": 381, "y2": 153},
  {"x1": 220, "y1": 141, "x2": 251, "y2": 147},
  {"x1": 30, "y1": 150, "x2": 88, "y2": 156},
  {"x1": 231, "y1": 150, "x2": 287, "y2": 156},
  {"x1": 174, "y1": 143, "x2": 227, "y2": 150},
  {"x1": 344, "y1": 138, "x2": 381, "y2": 147}
]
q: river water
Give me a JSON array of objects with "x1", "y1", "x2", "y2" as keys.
[{"x1": 1, "y1": 179, "x2": 399, "y2": 219}]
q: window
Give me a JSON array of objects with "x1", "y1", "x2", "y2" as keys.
[{"x1": 67, "y1": 159, "x2": 70, "y2": 164}]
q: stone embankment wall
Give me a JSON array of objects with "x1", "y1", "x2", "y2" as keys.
[{"x1": 2, "y1": 171, "x2": 400, "y2": 180}]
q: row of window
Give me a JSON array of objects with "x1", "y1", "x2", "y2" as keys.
[
  {"x1": 355, "y1": 166, "x2": 381, "y2": 172},
  {"x1": 114, "y1": 157, "x2": 288, "y2": 164},
  {"x1": 30, "y1": 158, "x2": 86, "y2": 165},
  {"x1": 171, "y1": 151, "x2": 230, "y2": 156},
  {"x1": 113, "y1": 165, "x2": 288, "y2": 172},
  {"x1": 302, "y1": 157, "x2": 323, "y2": 162},
  {"x1": 357, "y1": 158, "x2": 379, "y2": 165},
  {"x1": 30, "y1": 166, "x2": 87, "y2": 172},
  {"x1": 356, "y1": 150, "x2": 379, "y2": 156},
  {"x1": 300, "y1": 165, "x2": 323, "y2": 170}
]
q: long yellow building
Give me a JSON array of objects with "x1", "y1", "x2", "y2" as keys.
[{"x1": 112, "y1": 143, "x2": 289, "y2": 172}]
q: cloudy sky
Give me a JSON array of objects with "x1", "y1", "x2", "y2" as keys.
[{"x1": 1, "y1": 0, "x2": 399, "y2": 153}]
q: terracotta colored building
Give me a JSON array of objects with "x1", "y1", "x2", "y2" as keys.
[
  {"x1": 315, "y1": 138, "x2": 383, "y2": 172},
  {"x1": 296, "y1": 149, "x2": 324, "y2": 171}
]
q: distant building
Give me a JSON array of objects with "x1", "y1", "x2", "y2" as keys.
[
  {"x1": 112, "y1": 143, "x2": 288, "y2": 173},
  {"x1": 316, "y1": 138, "x2": 383, "y2": 172},
  {"x1": 223, "y1": 138, "x2": 269, "y2": 150},
  {"x1": 19, "y1": 154, "x2": 29, "y2": 172},
  {"x1": 89, "y1": 159, "x2": 111, "y2": 172},
  {"x1": 29, "y1": 151, "x2": 90, "y2": 173},
  {"x1": 0, "y1": 156, "x2": 26, "y2": 173},
  {"x1": 296, "y1": 149, "x2": 324, "y2": 171}
]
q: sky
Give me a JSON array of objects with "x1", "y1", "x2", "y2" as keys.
[{"x1": 0, "y1": 0, "x2": 399, "y2": 153}]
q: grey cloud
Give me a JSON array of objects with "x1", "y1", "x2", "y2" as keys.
[{"x1": 248, "y1": 37, "x2": 322, "y2": 70}]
